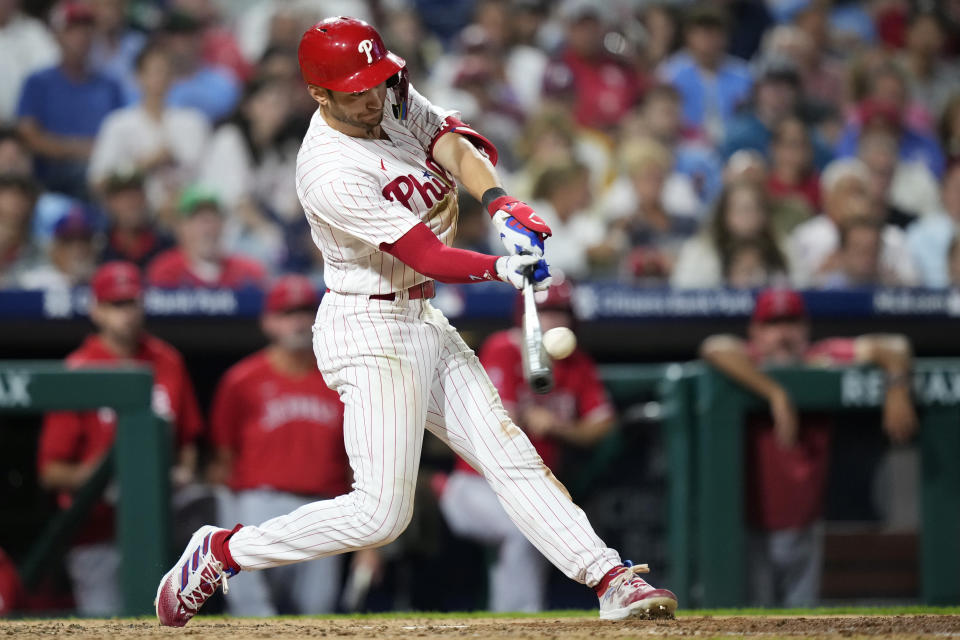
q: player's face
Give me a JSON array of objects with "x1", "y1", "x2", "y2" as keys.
[
  {"x1": 749, "y1": 318, "x2": 809, "y2": 365},
  {"x1": 312, "y1": 83, "x2": 388, "y2": 135},
  {"x1": 262, "y1": 308, "x2": 315, "y2": 352},
  {"x1": 92, "y1": 299, "x2": 144, "y2": 345},
  {"x1": 180, "y1": 208, "x2": 223, "y2": 261}
]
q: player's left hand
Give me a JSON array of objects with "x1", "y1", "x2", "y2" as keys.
[
  {"x1": 495, "y1": 254, "x2": 552, "y2": 291},
  {"x1": 489, "y1": 196, "x2": 552, "y2": 256}
]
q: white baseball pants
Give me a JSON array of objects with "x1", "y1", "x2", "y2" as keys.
[{"x1": 228, "y1": 292, "x2": 621, "y2": 587}]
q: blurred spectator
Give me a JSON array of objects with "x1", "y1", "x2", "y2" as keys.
[
  {"x1": 815, "y1": 218, "x2": 907, "y2": 289},
  {"x1": 857, "y1": 128, "x2": 938, "y2": 226},
  {"x1": 939, "y1": 93, "x2": 960, "y2": 163},
  {"x1": 173, "y1": 0, "x2": 252, "y2": 84},
  {"x1": 899, "y1": 11, "x2": 960, "y2": 122},
  {"x1": 526, "y1": 161, "x2": 612, "y2": 279},
  {"x1": 0, "y1": 0, "x2": 59, "y2": 124},
  {"x1": 97, "y1": 169, "x2": 172, "y2": 268},
  {"x1": 724, "y1": 238, "x2": 776, "y2": 289},
  {"x1": 766, "y1": 117, "x2": 820, "y2": 223},
  {"x1": 622, "y1": 83, "x2": 723, "y2": 205},
  {"x1": 19, "y1": 205, "x2": 97, "y2": 291},
  {"x1": 0, "y1": 173, "x2": 42, "y2": 287},
  {"x1": 722, "y1": 57, "x2": 799, "y2": 158},
  {"x1": 199, "y1": 77, "x2": 298, "y2": 270},
  {"x1": 0, "y1": 127, "x2": 30, "y2": 174},
  {"x1": 439, "y1": 280, "x2": 614, "y2": 612},
  {"x1": 788, "y1": 158, "x2": 918, "y2": 287},
  {"x1": 836, "y1": 62, "x2": 945, "y2": 178},
  {"x1": 672, "y1": 179, "x2": 788, "y2": 289},
  {"x1": 16, "y1": 2, "x2": 125, "y2": 198},
  {"x1": 658, "y1": 3, "x2": 753, "y2": 145},
  {"x1": 88, "y1": 41, "x2": 210, "y2": 212},
  {"x1": 638, "y1": 2, "x2": 680, "y2": 69},
  {"x1": 600, "y1": 138, "x2": 699, "y2": 281},
  {"x1": 723, "y1": 148, "x2": 769, "y2": 185},
  {"x1": 38, "y1": 261, "x2": 203, "y2": 615},
  {"x1": 160, "y1": 10, "x2": 240, "y2": 123},
  {"x1": 89, "y1": 0, "x2": 146, "y2": 101},
  {"x1": 502, "y1": 0, "x2": 550, "y2": 114},
  {"x1": 381, "y1": 7, "x2": 442, "y2": 88},
  {"x1": 146, "y1": 186, "x2": 266, "y2": 289},
  {"x1": 700, "y1": 289, "x2": 917, "y2": 607},
  {"x1": 209, "y1": 275, "x2": 374, "y2": 615},
  {"x1": 759, "y1": 24, "x2": 843, "y2": 118},
  {"x1": 541, "y1": 0, "x2": 644, "y2": 132},
  {"x1": 602, "y1": 137, "x2": 701, "y2": 222},
  {"x1": 907, "y1": 162, "x2": 960, "y2": 287}
]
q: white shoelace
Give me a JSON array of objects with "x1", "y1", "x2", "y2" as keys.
[
  {"x1": 607, "y1": 563, "x2": 651, "y2": 595},
  {"x1": 180, "y1": 558, "x2": 229, "y2": 612}
]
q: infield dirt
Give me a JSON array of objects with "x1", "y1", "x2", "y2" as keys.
[{"x1": 5, "y1": 615, "x2": 960, "y2": 639}]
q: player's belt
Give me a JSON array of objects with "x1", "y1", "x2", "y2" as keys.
[
  {"x1": 369, "y1": 281, "x2": 435, "y2": 301},
  {"x1": 326, "y1": 281, "x2": 436, "y2": 301}
]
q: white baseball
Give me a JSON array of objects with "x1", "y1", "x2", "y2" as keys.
[{"x1": 542, "y1": 327, "x2": 576, "y2": 360}]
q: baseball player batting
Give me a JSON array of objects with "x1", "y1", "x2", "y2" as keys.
[{"x1": 155, "y1": 16, "x2": 677, "y2": 625}]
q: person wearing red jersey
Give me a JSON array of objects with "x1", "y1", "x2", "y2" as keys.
[
  {"x1": 146, "y1": 186, "x2": 266, "y2": 289},
  {"x1": 438, "y1": 280, "x2": 615, "y2": 612},
  {"x1": 208, "y1": 275, "x2": 377, "y2": 615},
  {"x1": 700, "y1": 288, "x2": 917, "y2": 607},
  {"x1": 37, "y1": 261, "x2": 203, "y2": 615}
]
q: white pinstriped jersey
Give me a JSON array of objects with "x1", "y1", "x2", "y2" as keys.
[{"x1": 296, "y1": 84, "x2": 461, "y2": 295}]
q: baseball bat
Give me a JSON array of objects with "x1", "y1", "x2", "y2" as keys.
[{"x1": 521, "y1": 271, "x2": 554, "y2": 394}]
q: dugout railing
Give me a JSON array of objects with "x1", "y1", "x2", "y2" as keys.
[
  {"x1": 638, "y1": 360, "x2": 960, "y2": 609},
  {"x1": 1, "y1": 362, "x2": 169, "y2": 616}
]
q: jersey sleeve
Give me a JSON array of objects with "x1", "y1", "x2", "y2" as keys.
[
  {"x1": 400, "y1": 84, "x2": 498, "y2": 165},
  {"x1": 572, "y1": 355, "x2": 616, "y2": 422},
  {"x1": 300, "y1": 170, "x2": 422, "y2": 248},
  {"x1": 37, "y1": 411, "x2": 84, "y2": 472},
  {"x1": 478, "y1": 334, "x2": 522, "y2": 408},
  {"x1": 806, "y1": 338, "x2": 857, "y2": 366}
]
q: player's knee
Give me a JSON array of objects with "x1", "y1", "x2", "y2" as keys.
[{"x1": 353, "y1": 486, "x2": 415, "y2": 547}]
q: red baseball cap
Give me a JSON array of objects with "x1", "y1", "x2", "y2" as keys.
[
  {"x1": 92, "y1": 261, "x2": 143, "y2": 303},
  {"x1": 752, "y1": 288, "x2": 807, "y2": 324},
  {"x1": 51, "y1": 1, "x2": 96, "y2": 30},
  {"x1": 264, "y1": 275, "x2": 319, "y2": 313}
]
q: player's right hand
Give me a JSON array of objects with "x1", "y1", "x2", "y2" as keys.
[{"x1": 495, "y1": 254, "x2": 552, "y2": 291}]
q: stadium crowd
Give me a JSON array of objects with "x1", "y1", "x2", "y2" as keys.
[{"x1": 1, "y1": 0, "x2": 960, "y2": 292}]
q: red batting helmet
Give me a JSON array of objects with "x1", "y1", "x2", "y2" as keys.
[{"x1": 298, "y1": 17, "x2": 405, "y2": 92}]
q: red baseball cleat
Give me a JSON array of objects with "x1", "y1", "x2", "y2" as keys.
[
  {"x1": 596, "y1": 561, "x2": 678, "y2": 620},
  {"x1": 155, "y1": 525, "x2": 237, "y2": 627}
]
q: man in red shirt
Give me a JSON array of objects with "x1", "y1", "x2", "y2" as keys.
[
  {"x1": 437, "y1": 281, "x2": 616, "y2": 611},
  {"x1": 700, "y1": 288, "x2": 917, "y2": 607},
  {"x1": 146, "y1": 186, "x2": 266, "y2": 288},
  {"x1": 37, "y1": 261, "x2": 204, "y2": 615},
  {"x1": 208, "y1": 275, "x2": 377, "y2": 614}
]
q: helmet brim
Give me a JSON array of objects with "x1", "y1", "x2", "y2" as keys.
[{"x1": 319, "y1": 51, "x2": 406, "y2": 93}]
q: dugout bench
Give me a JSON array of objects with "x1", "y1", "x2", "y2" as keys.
[{"x1": 0, "y1": 362, "x2": 169, "y2": 616}]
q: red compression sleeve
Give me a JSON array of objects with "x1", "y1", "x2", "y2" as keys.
[{"x1": 380, "y1": 223, "x2": 499, "y2": 284}]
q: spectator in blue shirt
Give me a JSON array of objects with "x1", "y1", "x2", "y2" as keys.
[
  {"x1": 160, "y1": 11, "x2": 240, "y2": 123},
  {"x1": 658, "y1": 3, "x2": 754, "y2": 146},
  {"x1": 15, "y1": 2, "x2": 125, "y2": 199},
  {"x1": 835, "y1": 61, "x2": 945, "y2": 178},
  {"x1": 721, "y1": 56, "x2": 833, "y2": 170}
]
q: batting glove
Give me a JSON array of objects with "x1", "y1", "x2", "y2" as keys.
[
  {"x1": 495, "y1": 254, "x2": 552, "y2": 291},
  {"x1": 488, "y1": 196, "x2": 552, "y2": 257}
]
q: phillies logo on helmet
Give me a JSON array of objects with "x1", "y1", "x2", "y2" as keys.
[{"x1": 358, "y1": 39, "x2": 374, "y2": 64}]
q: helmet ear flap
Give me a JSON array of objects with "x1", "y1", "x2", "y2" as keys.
[{"x1": 387, "y1": 67, "x2": 410, "y2": 121}]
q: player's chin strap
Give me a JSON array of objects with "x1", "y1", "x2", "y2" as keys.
[{"x1": 387, "y1": 68, "x2": 410, "y2": 121}]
